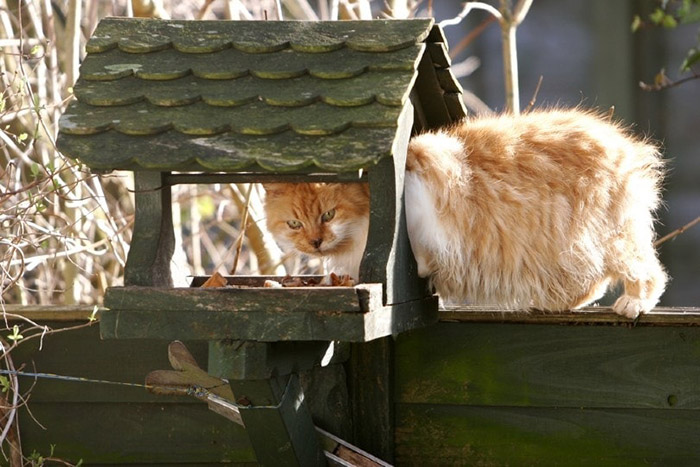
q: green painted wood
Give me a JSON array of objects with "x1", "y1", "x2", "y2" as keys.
[
  {"x1": 55, "y1": 19, "x2": 469, "y2": 176},
  {"x1": 349, "y1": 337, "x2": 395, "y2": 463},
  {"x1": 85, "y1": 18, "x2": 434, "y2": 55},
  {"x1": 224, "y1": 374, "x2": 325, "y2": 467},
  {"x1": 11, "y1": 317, "x2": 351, "y2": 465},
  {"x1": 440, "y1": 305, "x2": 700, "y2": 325},
  {"x1": 426, "y1": 41, "x2": 451, "y2": 69},
  {"x1": 101, "y1": 282, "x2": 435, "y2": 342},
  {"x1": 74, "y1": 70, "x2": 417, "y2": 108},
  {"x1": 206, "y1": 340, "x2": 334, "y2": 380},
  {"x1": 360, "y1": 101, "x2": 431, "y2": 305},
  {"x1": 77, "y1": 45, "x2": 424, "y2": 83},
  {"x1": 104, "y1": 284, "x2": 366, "y2": 313},
  {"x1": 124, "y1": 171, "x2": 174, "y2": 286},
  {"x1": 436, "y1": 68, "x2": 463, "y2": 94},
  {"x1": 57, "y1": 127, "x2": 400, "y2": 172},
  {"x1": 19, "y1": 402, "x2": 255, "y2": 465},
  {"x1": 395, "y1": 322, "x2": 700, "y2": 409},
  {"x1": 443, "y1": 92, "x2": 468, "y2": 121},
  {"x1": 427, "y1": 23, "x2": 449, "y2": 45},
  {"x1": 395, "y1": 405, "x2": 700, "y2": 466},
  {"x1": 60, "y1": 100, "x2": 404, "y2": 137},
  {"x1": 413, "y1": 51, "x2": 453, "y2": 129},
  {"x1": 8, "y1": 322, "x2": 203, "y2": 403}
]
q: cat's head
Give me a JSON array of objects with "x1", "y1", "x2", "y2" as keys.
[{"x1": 262, "y1": 183, "x2": 370, "y2": 259}]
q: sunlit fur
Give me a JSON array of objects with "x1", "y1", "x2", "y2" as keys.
[
  {"x1": 263, "y1": 182, "x2": 370, "y2": 276},
  {"x1": 263, "y1": 109, "x2": 667, "y2": 319},
  {"x1": 406, "y1": 109, "x2": 667, "y2": 318}
]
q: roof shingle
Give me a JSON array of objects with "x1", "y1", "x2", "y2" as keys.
[{"x1": 57, "y1": 17, "x2": 463, "y2": 173}]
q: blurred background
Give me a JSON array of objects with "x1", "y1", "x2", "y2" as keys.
[{"x1": 1, "y1": 0, "x2": 698, "y2": 307}]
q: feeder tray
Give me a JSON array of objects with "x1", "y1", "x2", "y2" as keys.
[{"x1": 102, "y1": 275, "x2": 438, "y2": 342}]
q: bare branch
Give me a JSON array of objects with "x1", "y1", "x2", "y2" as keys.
[
  {"x1": 655, "y1": 215, "x2": 700, "y2": 247},
  {"x1": 449, "y1": 15, "x2": 498, "y2": 59},
  {"x1": 230, "y1": 184, "x2": 253, "y2": 275},
  {"x1": 640, "y1": 70, "x2": 700, "y2": 92},
  {"x1": 513, "y1": 0, "x2": 533, "y2": 25},
  {"x1": 524, "y1": 75, "x2": 543, "y2": 113},
  {"x1": 440, "y1": 2, "x2": 503, "y2": 28}
]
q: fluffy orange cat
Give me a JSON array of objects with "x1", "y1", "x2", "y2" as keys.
[{"x1": 263, "y1": 109, "x2": 667, "y2": 318}]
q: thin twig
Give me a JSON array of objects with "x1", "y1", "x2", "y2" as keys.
[
  {"x1": 230, "y1": 184, "x2": 254, "y2": 275},
  {"x1": 639, "y1": 71, "x2": 700, "y2": 92},
  {"x1": 440, "y1": 2, "x2": 503, "y2": 28},
  {"x1": 196, "y1": 0, "x2": 216, "y2": 19},
  {"x1": 524, "y1": 75, "x2": 543, "y2": 113},
  {"x1": 449, "y1": 16, "x2": 498, "y2": 59},
  {"x1": 654, "y1": 215, "x2": 700, "y2": 247}
]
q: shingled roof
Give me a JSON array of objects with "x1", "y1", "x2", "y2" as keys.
[{"x1": 57, "y1": 17, "x2": 464, "y2": 173}]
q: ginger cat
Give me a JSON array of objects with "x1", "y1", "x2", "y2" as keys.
[{"x1": 263, "y1": 109, "x2": 667, "y2": 318}]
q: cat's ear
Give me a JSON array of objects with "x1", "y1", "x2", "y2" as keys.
[{"x1": 261, "y1": 183, "x2": 287, "y2": 197}]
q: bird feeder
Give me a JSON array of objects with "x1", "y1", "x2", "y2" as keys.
[{"x1": 57, "y1": 17, "x2": 465, "y2": 464}]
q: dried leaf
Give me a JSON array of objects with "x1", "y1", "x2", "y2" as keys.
[{"x1": 201, "y1": 271, "x2": 227, "y2": 288}]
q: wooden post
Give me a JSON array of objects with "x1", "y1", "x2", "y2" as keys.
[
  {"x1": 349, "y1": 336, "x2": 394, "y2": 462},
  {"x1": 124, "y1": 171, "x2": 174, "y2": 287},
  {"x1": 208, "y1": 341, "x2": 326, "y2": 466},
  {"x1": 360, "y1": 101, "x2": 426, "y2": 306}
]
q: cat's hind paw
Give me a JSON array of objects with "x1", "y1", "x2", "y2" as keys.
[{"x1": 612, "y1": 295, "x2": 647, "y2": 319}]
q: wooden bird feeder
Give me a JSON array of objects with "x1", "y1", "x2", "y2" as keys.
[{"x1": 57, "y1": 17, "x2": 466, "y2": 464}]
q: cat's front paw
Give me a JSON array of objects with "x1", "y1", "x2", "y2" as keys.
[{"x1": 612, "y1": 295, "x2": 646, "y2": 319}]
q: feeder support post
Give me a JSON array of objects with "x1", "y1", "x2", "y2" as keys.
[{"x1": 124, "y1": 171, "x2": 175, "y2": 287}]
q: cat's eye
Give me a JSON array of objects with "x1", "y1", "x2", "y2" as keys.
[
  {"x1": 287, "y1": 220, "x2": 303, "y2": 230},
  {"x1": 321, "y1": 209, "x2": 336, "y2": 223}
]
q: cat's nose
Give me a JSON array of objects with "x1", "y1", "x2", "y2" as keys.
[{"x1": 310, "y1": 238, "x2": 323, "y2": 249}]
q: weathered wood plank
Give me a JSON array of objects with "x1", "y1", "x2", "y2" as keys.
[
  {"x1": 395, "y1": 322, "x2": 700, "y2": 408},
  {"x1": 1, "y1": 304, "x2": 99, "y2": 321},
  {"x1": 426, "y1": 42, "x2": 450, "y2": 68},
  {"x1": 84, "y1": 18, "x2": 433, "y2": 55},
  {"x1": 58, "y1": 126, "x2": 400, "y2": 173},
  {"x1": 395, "y1": 404, "x2": 700, "y2": 466},
  {"x1": 100, "y1": 308, "x2": 364, "y2": 341},
  {"x1": 9, "y1": 323, "x2": 208, "y2": 403},
  {"x1": 443, "y1": 92, "x2": 468, "y2": 121},
  {"x1": 228, "y1": 375, "x2": 326, "y2": 467},
  {"x1": 360, "y1": 100, "x2": 433, "y2": 307},
  {"x1": 349, "y1": 337, "x2": 394, "y2": 463},
  {"x1": 102, "y1": 282, "x2": 435, "y2": 342},
  {"x1": 440, "y1": 305, "x2": 700, "y2": 326},
  {"x1": 19, "y1": 402, "x2": 254, "y2": 465},
  {"x1": 99, "y1": 297, "x2": 436, "y2": 342},
  {"x1": 104, "y1": 284, "x2": 365, "y2": 313},
  {"x1": 412, "y1": 51, "x2": 452, "y2": 129}
]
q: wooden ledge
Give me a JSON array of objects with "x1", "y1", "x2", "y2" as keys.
[
  {"x1": 439, "y1": 306, "x2": 700, "y2": 326},
  {"x1": 4, "y1": 304, "x2": 699, "y2": 328},
  {"x1": 1, "y1": 305, "x2": 100, "y2": 322}
]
